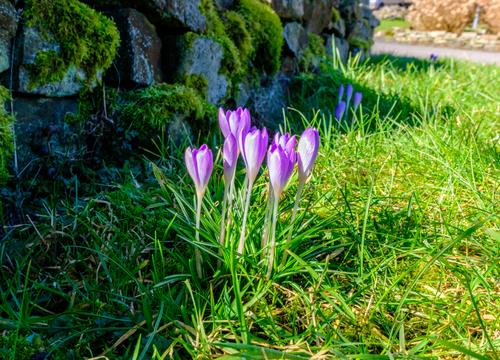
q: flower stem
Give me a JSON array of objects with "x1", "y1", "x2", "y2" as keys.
[
  {"x1": 219, "y1": 183, "x2": 229, "y2": 248},
  {"x1": 237, "y1": 179, "x2": 253, "y2": 255},
  {"x1": 266, "y1": 195, "x2": 279, "y2": 280},
  {"x1": 261, "y1": 183, "x2": 274, "y2": 255},
  {"x1": 195, "y1": 194, "x2": 203, "y2": 278},
  {"x1": 281, "y1": 181, "x2": 305, "y2": 267}
]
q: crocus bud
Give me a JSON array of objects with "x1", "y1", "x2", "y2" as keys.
[
  {"x1": 297, "y1": 128, "x2": 320, "y2": 184},
  {"x1": 353, "y1": 92, "x2": 362, "y2": 111},
  {"x1": 219, "y1": 107, "x2": 251, "y2": 152},
  {"x1": 223, "y1": 134, "x2": 238, "y2": 184},
  {"x1": 335, "y1": 101, "x2": 346, "y2": 121},
  {"x1": 346, "y1": 84, "x2": 353, "y2": 105},
  {"x1": 240, "y1": 126, "x2": 269, "y2": 184},
  {"x1": 185, "y1": 144, "x2": 213, "y2": 198},
  {"x1": 338, "y1": 84, "x2": 345, "y2": 104},
  {"x1": 267, "y1": 144, "x2": 295, "y2": 198}
]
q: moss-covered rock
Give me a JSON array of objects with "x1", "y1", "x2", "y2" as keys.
[
  {"x1": 24, "y1": 0, "x2": 120, "y2": 88},
  {"x1": 238, "y1": 0, "x2": 284, "y2": 75},
  {"x1": 0, "y1": 85, "x2": 13, "y2": 185},
  {"x1": 120, "y1": 83, "x2": 216, "y2": 132},
  {"x1": 300, "y1": 32, "x2": 326, "y2": 70}
]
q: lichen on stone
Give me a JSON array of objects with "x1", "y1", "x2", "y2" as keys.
[
  {"x1": 0, "y1": 85, "x2": 14, "y2": 185},
  {"x1": 24, "y1": 0, "x2": 120, "y2": 87}
]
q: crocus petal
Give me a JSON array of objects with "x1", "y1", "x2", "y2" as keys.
[
  {"x1": 346, "y1": 84, "x2": 353, "y2": 105},
  {"x1": 297, "y1": 128, "x2": 320, "y2": 183},
  {"x1": 353, "y1": 92, "x2": 362, "y2": 111},
  {"x1": 185, "y1": 147, "x2": 199, "y2": 187},
  {"x1": 219, "y1": 108, "x2": 230, "y2": 138},
  {"x1": 195, "y1": 144, "x2": 213, "y2": 193},
  {"x1": 228, "y1": 111, "x2": 240, "y2": 138},
  {"x1": 335, "y1": 101, "x2": 346, "y2": 121},
  {"x1": 223, "y1": 134, "x2": 238, "y2": 183},
  {"x1": 241, "y1": 127, "x2": 268, "y2": 183},
  {"x1": 268, "y1": 144, "x2": 293, "y2": 198},
  {"x1": 338, "y1": 84, "x2": 345, "y2": 104}
]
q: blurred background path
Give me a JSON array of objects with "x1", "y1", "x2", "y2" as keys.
[{"x1": 372, "y1": 39, "x2": 500, "y2": 65}]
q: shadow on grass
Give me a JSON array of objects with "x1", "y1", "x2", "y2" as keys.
[{"x1": 286, "y1": 54, "x2": 454, "y2": 132}]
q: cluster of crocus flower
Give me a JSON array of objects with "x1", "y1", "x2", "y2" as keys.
[
  {"x1": 184, "y1": 107, "x2": 320, "y2": 279},
  {"x1": 335, "y1": 83, "x2": 362, "y2": 125}
]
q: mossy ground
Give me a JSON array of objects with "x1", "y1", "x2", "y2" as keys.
[{"x1": 25, "y1": 0, "x2": 120, "y2": 87}]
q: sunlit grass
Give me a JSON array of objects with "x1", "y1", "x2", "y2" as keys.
[{"x1": 1, "y1": 54, "x2": 499, "y2": 359}]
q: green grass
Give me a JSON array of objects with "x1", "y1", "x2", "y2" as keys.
[
  {"x1": 376, "y1": 19, "x2": 411, "y2": 35},
  {"x1": 1, "y1": 54, "x2": 499, "y2": 359}
]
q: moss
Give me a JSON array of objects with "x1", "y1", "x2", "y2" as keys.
[
  {"x1": 24, "y1": 0, "x2": 120, "y2": 87},
  {"x1": 331, "y1": 7, "x2": 341, "y2": 23},
  {"x1": 0, "y1": 86, "x2": 14, "y2": 185},
  {"x1": 184, "y1": 74, "x2": 209, "y2": 97},
  {"x1": 348, "y1": 37, "x2": 374, "y2": 51},
  {"x1": 238, "y1": 0, "x2": 283, "y2": 75},
  {"x1": 200, "y1": 0, "x2": 244, "y2": 82},
  {"x1": 300, "y1": 33, "x2": 326, "y2": 70},
  {"x1": 223, "y1": 10, "x2": 252, "y2": 65},
  {"x1": 120, "y1": 84, "x2": 216, "y2": 131}
]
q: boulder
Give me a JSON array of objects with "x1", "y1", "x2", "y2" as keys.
[
  {"x1": 304, "y1": 0, "x2": 334, "y2": 34},
  {"x1": 283, "y1": 22, "x2": 308, "y2": 56},
  {"x1": 12, "y1": 97, "x2": 78, "y2": 169},
  {"x1": 0, "y1": 0, "x2": 18, "y2": 74},
  {"x1": 326, "y1": 35, "x2": 349, "y2": 63},
  {"x1": 178, "y1": 36, "x2": 228, "y2": 104},
  {"x1": 107, "y1": 8, "x2": 162, "y2": 87},
  {"x1": 15, "y1": 27, "x2": 93, "y2": 97},
  {"x1": 271, "y1": 0, "x2": 304, "y2": 20}
]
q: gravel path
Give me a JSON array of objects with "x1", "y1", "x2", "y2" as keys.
[{"x1": 372, "y1": 39, "x2": 500, "y2": 65}]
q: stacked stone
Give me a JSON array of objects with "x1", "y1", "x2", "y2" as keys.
[{"x1": 0, "y1": 0, "x2": 378, "y2": 172}]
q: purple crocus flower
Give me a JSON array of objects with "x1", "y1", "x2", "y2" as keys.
[
  {"x1": 267, "y1": 144, "x2": 295, "y2": 198},
  {"x1": 185, "y1": 144, "x2": 213, "y2": 198},
  {"x1": 338, "y1": 84, "x2": 345, "y2": 104},
  {"x1": 297, "y1": 128, "x2": 320, "y2": 184},
  {"x1": 346, "y1": 84, "x2": 354, "y2": 105},
  {"x1": 239, "y1": 126, "x2": 269, "y2": 184},
  {"x1": 219, "y1": 107, "x2": 251, "y2": 151},
  {"x1": 223, "y1": 134, "x2": 238, "y2": 184},
  {"x1": 353, "y1": 92, "x2": 362, "y2": 111},
  {"x1": 430, "y1": 53, "x2": 438, "y2": 61},
  {"x1": 335, "y1": 101, "x2": 346, "y2": 121}
]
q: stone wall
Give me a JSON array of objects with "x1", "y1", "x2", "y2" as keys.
[{"x1": 0, "y1": 0, "x2": 378, "y2": 181}]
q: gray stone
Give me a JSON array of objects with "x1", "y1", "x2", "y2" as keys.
[
  {"x1": 167, "y1": 116, "x2": 193, "y2": 149},
  {"x1": 326, "y1": 35, "x2": 349, "y2": 63},
  {"x1": 328, "y1": 17, "x2": 346, "y2": 37},
  {"x1": 108, "y1": 8, "x2": 162, "y2": 87},
  {"x1": 12, "y1": 97, "x2": 79, "y2": 169},
  {"x1": 15, "y1": 27, "x2": 94, "y2": 97},
  {"x1": 0, "y1": 0, "x2": 18, "y2": 74},
  {"x1": 304, "y1": 0, "x2": 334, "y2": 34},
  {"x1": 283, "y1": 22, "x2": 308, "y2": 56},
  {"x1": 248, "y1": 75, "x2": 289, "y2": 129},
  {"x1": 178, "y1": 37, "x2": 228, "y2": 104},
  {"x1": 271, "y1": 0, "x2": 304, "y2": 20},
  {"x1": 142, "y1": 0, "x2": 206, "y2": 32}
]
